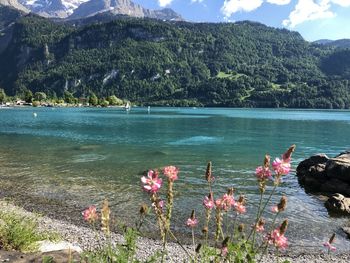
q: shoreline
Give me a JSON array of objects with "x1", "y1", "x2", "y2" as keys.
[{"x1": 0, "y1": 200, "x2": 349, "y2": 262}]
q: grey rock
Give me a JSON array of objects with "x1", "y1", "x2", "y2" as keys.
[
  {"x1": 325, "y1": 193, "x2": 350, "y2": 215},
  {"x1": 296, "y1": 154, "x2": 329, "y2": 178},
  {"x1": 326, "y1": 155, "x2": 350, "y2": 184},
  {"x1": 296, "y1": 152, "x2": 350, "y2": 196}
]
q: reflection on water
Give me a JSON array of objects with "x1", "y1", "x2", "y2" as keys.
[{"x1": 0, "y1": 107, "x2": 350, "y2": 251}]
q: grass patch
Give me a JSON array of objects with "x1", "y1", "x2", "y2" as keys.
[
  {"x1": 216, "y1": 71, "x2": 244, "y2": 80},
  {"x1": 0, "y1": 211, "x2": 60, "y2": 252}
]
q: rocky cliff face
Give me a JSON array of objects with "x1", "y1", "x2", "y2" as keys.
[
  {"x1": 0, "y1": 0, "x2": 29, "y2": 13},
  {"x1": 16, "y1": 0, "x2": 182, "y2": 20},
  {"x1": 69, "y1": 0, "x2": 182, "y2": 20},
  {"x1": 19, "y1": 0, "x2": 89, "y2": 18}
]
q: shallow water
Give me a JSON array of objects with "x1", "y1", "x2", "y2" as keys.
[{"x1": 0, "y1": 107, "x2": 350, "y2": 251}]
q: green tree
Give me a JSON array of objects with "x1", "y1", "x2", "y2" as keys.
[
  {"x1": 34, "y1": 92, "x2": 47, "y2": 102},
  {"x1": 0, "y1": 89, "x2": 6, "y2": 104},
  {"x1": 24, "y1": 90, "x2": 33, "y2": 103},
  {"x1": 89, "y1": 93, "x2": 98, "y2": 106},
  {"x1": 64, "y1": 91, "x2": 75, "y2": 104},
  {"x1": 100, "y1": 100, "x2": 109, "y2": 107},
  {"x1": 108, "y1": 95, "x2": 123, "y2": 106}
]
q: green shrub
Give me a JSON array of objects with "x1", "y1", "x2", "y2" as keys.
[
  {"x1": 32, "y1": 101, "x2": 40, "y2": 107},
  {"x1": 0, "y1": 211, "x2": 59, "y2": 252}
]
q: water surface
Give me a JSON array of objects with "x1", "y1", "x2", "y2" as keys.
[{"x1": 0, "y1": 107, "x2": 349, "y2": 251}]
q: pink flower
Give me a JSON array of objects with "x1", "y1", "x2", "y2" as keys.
[
  {"x1": 216, "y1": 194, "x2": 235, "y2": 211},
  {"x1": 234, "y1": 202, "x2": 246, "y2": 214},
  {"x1": 271, "y1": 205, "x2": 279, "y2": 213},
  {"x1": 221, "y1": 246, "x2": 228, "y2": 257},
  {"x1": 272, "y1": 158, "x2": 291, "y2": 176},
  {"x1": 141, "y1": 170, "x2": 162, "y2": 193},
  {"x1": 203, "y1": 193, "x2": 215, "y2": 210},
  {"x1": 323, "y1": 242, "x2": 336, "y2": 252},
  {"x1": 323, "y1": 233, "x2": 336, "y2": 252},
  {"x1": 163, "y1": 166, "x2": 179, "y2": 181},
  {"x1": 266, "y1": 229, "x2": 288, "y2": 250},
  {"x1": 255, "y1": 224, "x2": 264, "y2": 232},
  {"x1": 186, "y1": 210, "x2": 198, "y2": 228},
  {"x1": 223, "y1": 193, "x2": 235, "y2": 208},
  {"x1": 82, "y1": 206, "x2": 98, "y2": 223},
  {"x1": 255, "y1": 166, "x2": 272, "y2": 180},
  {"x1": 186, "y1": 217, "x2": 198, "y2": 228},
  {"x1": 254, "y1": 218, "x2": 265, "y2": 233},
  {"x1": 152, "y1": 199, "x2": 164, "y2": 210}
]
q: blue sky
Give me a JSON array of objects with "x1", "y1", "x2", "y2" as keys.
[{"x1": 133, "y1": 0, "x2": 350, "y2": 41}]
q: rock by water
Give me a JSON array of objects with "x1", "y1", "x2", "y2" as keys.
[
  {"x1": 325, "y1": 193, "x2": 350, "y2": 215},
  {"x1": 296, "y1": 151, "x2": 350, "y2": 196}
]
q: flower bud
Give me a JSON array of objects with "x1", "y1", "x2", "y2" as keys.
[
  {"x1": 140, "y1": 204, "x2": 148, "y2": 215},
  {"x1": 205, "y1": 161, "x2": 212, "y2": 182},
  {"x1": 238, "y1": 195, "x2": 246, "y2": 205},
  {"x1": 190, "y1": 209, "x2": 196, "y2": 220},
  {"x1": 277, "y1": 196, "x2": 287, "y2": 212},
  {"x1": 264, "y1": 155, "x2": 271, "y2": 168},
  {"x1": 238, "y1": 223, "x2": 245, "y2": 233},
  {"x1": 279, "y1": 219, "x2": 288, "y2": 235},
  {"x1": 282, "y1": 145, "x2": 296, "y2": 161},
  {"x1": 202, "y1": 227, "x2": 208, "y2": 234},
  {"x1": 227, "y1": 187, "x2": 235, "y2": 196},
  {"x1": 222, "y1": 236, "x2": 230, "y2": 247}
]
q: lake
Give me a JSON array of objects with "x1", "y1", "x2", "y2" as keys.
[{"x1": 0, "y1": 107, "x2": 350, "y2": 251}]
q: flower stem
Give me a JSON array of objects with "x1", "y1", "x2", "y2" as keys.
[
  {"x1": 251, "y1": 189, "x2": 264, "y2": 247},
  {"x1": 192, "y1": 228, "x2": 195, "y2": 251}
]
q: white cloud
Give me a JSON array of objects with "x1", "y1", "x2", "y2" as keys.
[
  {"x1": 158, "y1": 0, "x2": 173, "y2": 7},
  {"x1": 331, "y1": 0, "x2": 350, "y2": 6},
  {"x1": 221, "y1": 0, "x2": 263, "y2": 17},
  {"x1": 282, "y1": 0, "x2": 335, "y2": 28},
  {"x1": 266, "y1": 0, "x2": 291, "y2": 5}
]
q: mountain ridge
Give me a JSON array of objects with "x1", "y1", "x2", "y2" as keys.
[
  {"x1": 11, "y1": 0, "x2": 183, "y2": 20},
  {"x1": 314, "y1": 38, "x2": 350, "y2": 49},
  {"x1": 68, "y1": 0, "x2": 182, "y2": 21},
  {"x1": 0, "y1": 0, "x2": 29, "y2": 12}
]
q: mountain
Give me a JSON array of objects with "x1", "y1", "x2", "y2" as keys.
[
  {"x1": 314, "y1": 39, "x2": 350, "y2": 49},
  {"x1": 0, "y1": 16, "x2": 349, "y2": 108},
  {"x1": 0, "y1": 4, "x2": 25, "y2": 29},
  {"x1": 19, "y1": 0, "x2": 89, "y2": 18},
  {"x1": 68, "y1": 0, "x2": 182, "y2": 20},
  {"x1": 16, "y1": 0, "x2": 182, "y2": 20},
  {"x1": 0, "y1": 5, "x2": 26, "y2": 53},
  {"x1": 0, "y1": 0, "x2": 29, "y2": 12}
]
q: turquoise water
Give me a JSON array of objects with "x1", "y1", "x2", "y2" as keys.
[{"x1": 0, "y1": 107, "x2": 350, "y2": 251}]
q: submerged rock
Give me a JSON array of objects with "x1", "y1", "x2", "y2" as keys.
[
  {"x1": 325, "y1": 194, "x2": 350, "y2": 215},
  {"x1": 296, "y1": 151, "x2": 350, "y2": 196}
]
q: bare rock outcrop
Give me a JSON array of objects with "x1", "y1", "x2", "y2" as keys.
[{"x1": 296, "y1": 151, "x2": 350, "y2": 196}]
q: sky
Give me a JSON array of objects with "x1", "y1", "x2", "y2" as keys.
[{"x1": 132, "y1": 0, "x2": 350, "y2": 41}]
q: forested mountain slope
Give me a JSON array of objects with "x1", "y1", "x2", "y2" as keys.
[{"x1": 0, "y1": 12, "x2": 349, "y2": 108}]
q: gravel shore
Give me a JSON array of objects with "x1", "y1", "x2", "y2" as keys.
[{"x1": 0, "y1": 201, "x2": 349, "y2": 263}]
